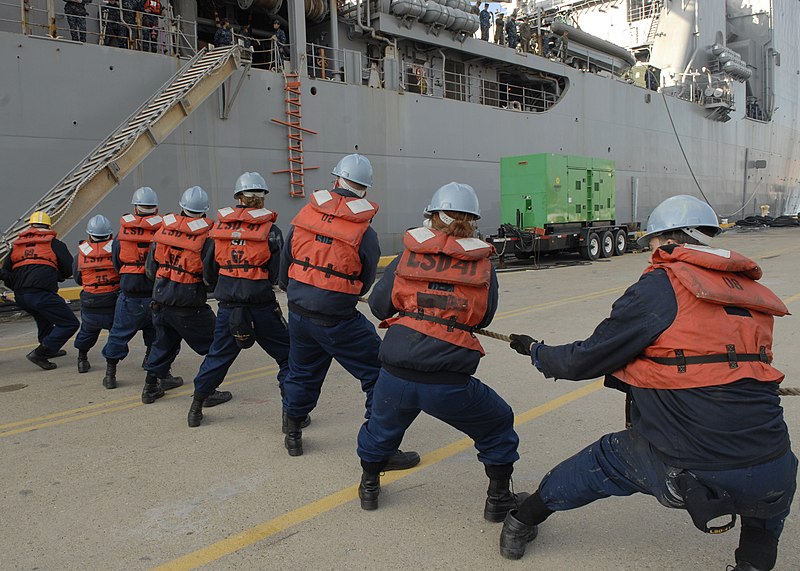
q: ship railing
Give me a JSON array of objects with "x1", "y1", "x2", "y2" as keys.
[
  {"x1": 308, "y1": 42, "x2": 348, "y2": 82},
  {"x1": 238, "y1": 34, "x2": 289, "y2": 72},
  {"x1": 403, "y1": 61, "x2": 557, "y2": 112},
  {"x1": 1, "y1": 0, "x2": 197, "y2": 55}
]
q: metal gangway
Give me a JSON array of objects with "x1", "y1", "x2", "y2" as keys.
[{"x1": 0, "y1": 44, "x2": 250, "y2": 261}]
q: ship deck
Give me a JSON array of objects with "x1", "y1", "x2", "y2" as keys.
[{"x1": 1, "y1": 228, "x2": 799, "y2": 570}]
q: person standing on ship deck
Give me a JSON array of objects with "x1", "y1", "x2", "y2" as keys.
[
  {"x1": 3, "y1": 211, "x2": 79, "y2": 370},
  {"x1": 479, "y1": 3, "x2": 491, "y2": 41},
  {"x1": 356, "y1": 182, "x2": 526, "y2": 523},
  {"x1": 501, "y1": 195, "x2": 797, "y2": 571},
  {"x1": 279, "y1": 153, "x2": 419, "y2": 471},
  {"x1": 63, "y1": 0, "x2": 91, "y2": 42},
  {"x1": 187, "y1": 172, "x2": 295, "y2": 428},
  {"x1": 493, "y1": 13, "x2": 504, "y2": 45}
]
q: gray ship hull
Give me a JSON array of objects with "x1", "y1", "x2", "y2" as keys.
[{"x1": 1, "y1": 28, "x2": 798, "y2": 252}]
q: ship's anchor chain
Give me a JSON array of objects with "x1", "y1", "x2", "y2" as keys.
[{"x1": 356, "y1": 297, "x2": 799, "y2": 396}]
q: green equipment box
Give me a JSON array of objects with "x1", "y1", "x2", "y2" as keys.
[{"x1": 500, "y1": 154, "x2": 616, "y2": 229}]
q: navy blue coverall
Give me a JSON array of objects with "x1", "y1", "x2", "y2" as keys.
[
  {"x1": 143, "y1": 226, "x2": 215, "y2": 378},
  {"x1": 279, "y1": 188, "x2": 381, "y2": 419},
  {"x1": 101, "y1": 238, "x2": 156, "y2": 362},
  {"x1": 73, "y1": 251, "x2": 118, "y2": 353},
  {"x1": 192, "y1": 211, "x2": 290, "y2": 399},
  {"x1": 519, "y1": 259, "x2": 796, "y2": 570},
  {"x1": 357, "y1": 256, "x2": 519, "y2": 469},
  {"x1": 3, "y1": 234, "x2": 79, "y2": 353}
]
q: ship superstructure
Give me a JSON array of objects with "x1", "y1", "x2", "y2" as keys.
[{"x1": 0, "y1": 0, "x2": 798, "y2": 252}]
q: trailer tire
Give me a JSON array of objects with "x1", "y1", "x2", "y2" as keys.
[
  {"x1": 600, "y1": 231, "x2": 614, "y2": 258},
  {"x1": 613, "y1": 229, "x2": 627, "y2": 256},
  {"x1": 580, "y1": 232, "x2": 600, "y2": 261}
]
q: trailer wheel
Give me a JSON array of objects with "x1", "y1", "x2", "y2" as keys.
[
  {"x1": 600, "y1": 231, "x2": 614, "y2": 258},
  {"x1": 580, "y1": 232, "x2": 600, "y2": 261},
  {"x1": 613, "y1": 230, "x2": 627, "y2": 256}
]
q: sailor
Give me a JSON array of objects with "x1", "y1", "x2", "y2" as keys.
[
  {"x1": 101, "y1": 187, "x2": 165, "y2": 389},
  {"x1": 279, "y1": 154, "x2": 419, "y2": 471},
  {"x1": 493, "y1": 13, "x2": 505, "y2": 45},
  {"x1": 142, "y1": 186, "x2": 216, "y2": 404},
  {"x1": 73, "y1": 215, "x2": 119, "y2": 374},
  {"x1": 63, "y1": 0, "x2": 91, "y2": 43},
  {"x1": 479, "y1": 3, "x2": 491, "y2": 41},
  {"x1": 213, "y1": 13, "x2": 233, "y2": 47},
  {"x1": 3, "y1": 211, "x2": 79, "y2": 370},
  {"x1": 505, "y1": 13, "x2": 518, "y2": 50},
  {"x1": 187, "y1": 173, "x2": 293, "y2": 428},
  {"x1": 503, "y1": 195, "x2": 797, "y2": 571},
  {"x1": 357, "y1": 182, "x2": 524, "y2": 520}
]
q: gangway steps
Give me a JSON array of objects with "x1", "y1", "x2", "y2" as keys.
[{"x1": 0, "y1": 44, "x2": 251, "y2": 261}]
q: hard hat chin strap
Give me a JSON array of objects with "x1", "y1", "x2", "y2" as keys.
[
  {"x1": 682, "y1": 227, "x2": 713, "y2": 246},
  {"x1": 337, "y1": 177, "x2": 367, "y2": 198},
  {"x1": 438, "y1": 211, "x2": 455, "y2": 226},
  {"x1": 136, "y1": 205, "x2": 158, "y2": 215}
]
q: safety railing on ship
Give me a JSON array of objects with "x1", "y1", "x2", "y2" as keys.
[
  {"x1": 237, "y1": 33, "x2": 289, "y2": 72},
  {"x1": 402, "y1": 61, "x2": 558, "y2": 112},
  {"x1": 0, "y1": 0, "x2": 197, "y2": 55},
  {"x1": 307, "y1": 42, "x2": 349, "y2": 82}
]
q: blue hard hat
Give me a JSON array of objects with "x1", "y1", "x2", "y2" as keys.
[
  {"x1": 86, "y1": 214, "x2": 113, "y2": 237},
  {"x1": 638, "y1": 195, "x2": 721, "y2": 247},
  {"x1": 427, "y1": 182, "x2": 481, "y2": 219},
  {"x1": 179, "y1": 186, "x2": 209, "y2": 213},
  {"x1": 331, "y1": 154, "x2": 373, "y2": 188},
  {"x1": 131, "y1": 186, "x2": 159, "y2": 206},
  {"x1": 234, "y1": 172, "x2": 269, "y2": 196}
]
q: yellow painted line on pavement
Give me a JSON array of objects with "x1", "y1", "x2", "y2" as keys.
[
  {"x1": 0, "y1": 366, "x2": 278, "y2": 437},
  {"x1": 152, "y1": 379, "x2": 603, "y2": 571},
  {"x1": 0, "y1": 331, "x2": 108, "y2": 353}
]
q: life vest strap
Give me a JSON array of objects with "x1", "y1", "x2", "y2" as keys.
[
  {"x1": 160, "y1": 263, "x2": 203, "y2": 278},
  {"x1": 291, "y1": 257, "x2": 358, "y2": 283},
  {"x1": 398, "y1": 309, "x2": 476, "y2": 333},
  {"x1": 647, "y1": 346, "x2": 770, "y2": 373}
]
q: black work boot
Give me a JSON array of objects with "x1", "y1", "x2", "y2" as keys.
[
  {"x1": 141, "y1": 345, "x2": 151, "y2": 369},
  {"x1": 187, "y1": 395, "x2": 205, "y2": 428},
  {"x1": 27, "y1": 345, "x2": 57, "y2": 370},
  {"x1": 203, "y1": 390, "x2": 233, "y2": 407},
  {"x1": 358, "y1": 470, "x2": 381, "y2": 511},
  {"x1": 384, "y1": 449, "x2": 421, "y2": 471},
  {"x1": 102, "y1": 359, "x2": 118, "y2": 389},
  {"x1": 141, "y1": 374, "x2": 165, "y2": 404},
  {"x1": 484, "y1": 464, "x2": 529, "y2": 522},
  {"x1": 45, "y1": 349, "x2": 67, "y2": 358},
  {"x1": 158, "y1": 372, "x2": 183, "y2": 391},
  {"x1": 284, "y1": 415, "x2": 304, "y2": 457},
  {"x1": 499, "y1": 511, "x2": 538, "y2": 560},
  {"x1": 281, "y1": 410, "x2": 311, "y2": 434},
  {"x1": 77, "y1": 351, "x2": 90, "y2": 374}
]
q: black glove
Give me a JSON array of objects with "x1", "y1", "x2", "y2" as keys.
[{"x1": 510, "y1": 334, "x2": 537, "y2": 356}]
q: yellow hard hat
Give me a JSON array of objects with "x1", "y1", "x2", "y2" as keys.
[{"x1": 29, "y1": 211, "x2": 52, "y2": 227}]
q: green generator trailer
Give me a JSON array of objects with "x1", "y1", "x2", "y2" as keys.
[{"x1": 489, "y1": 153, "x2": 629, "y2": 261}]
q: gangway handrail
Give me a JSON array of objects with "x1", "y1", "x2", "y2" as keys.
[{"x1": 0, "y1": 44, "x2": 249, "y2": 262}]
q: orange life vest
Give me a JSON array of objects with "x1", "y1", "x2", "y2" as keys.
[
  {"x1": 77, "y1": 239, "x2": 120, "y2": 295},
  {"x1": 381, "y1": 227, "x2": 493, "y2": 355},
  {"x1": 143, "y1": 0, "x2": 161, "y2": 14},
  {"x1": 613, "y1": 244, "x2": 788, "y2": 389},
  {"x1": 117, "y1": 213, "x2": 163, "y2": 275},
  {"x1": 10, "y1": 228, "x2": 58, "y2": 270},
  {"x1": 288, "y1": 190, "x2": 378, "y2": 295},
  {"x1": 210, "y1": 206, "x2": 277, "y2": 281},
  {"x1": 153, "y1": 213, "x2": 212, "y2": 284}
]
